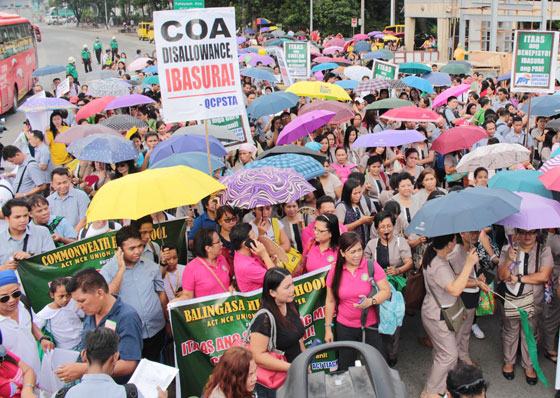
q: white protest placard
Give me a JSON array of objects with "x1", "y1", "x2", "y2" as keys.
[
  {"x1": 154, "y1": 7, "x2": 244, "y2": 123},
  {"x1": 129, "y1": 358, "x2": 179, "y2": 398},
  {"x1": 56, "y1": 78, "x2": 70, "y2": 98}
]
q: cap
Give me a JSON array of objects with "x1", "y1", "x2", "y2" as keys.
[
  {"x1": 68, "y1": 56, "x2": 75, "y2": 63},
  {"x1": 112, "y1": 36, "x2": 116, "y2": 40},
  {"x1": 83, "y1": 44, "x2": 88, "y2": 48},
  {"x1": 0, "y1": 270, "x2": 18, "y2": 287},
  {"x1": 69, "y1": 96, "x2": 79, "y2": 104}
]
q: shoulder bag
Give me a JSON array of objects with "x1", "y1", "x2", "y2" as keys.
[
  {"x1": 504, "y1": 243, "x2": 540, "y2": 320},
  {"x1": 425, "y1": 273, "x2": 466, "y2": 332}
]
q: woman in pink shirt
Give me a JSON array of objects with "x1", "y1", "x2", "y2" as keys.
[
  {"x1": 180, "y1": 227, "x2": 232, "y2": 299},
  {"x1": 331, "y1": 147, "x2": 358, "y2": 184},
  {"x1": 324, "y1": 232, "x2": 391, "y2": 371},
  {"x1": 300, "y1": 213, "x2": 340, "y2": 274}
]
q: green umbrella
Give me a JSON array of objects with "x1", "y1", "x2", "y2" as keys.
[
  {"x1": 440, "y1": 63, "x2": 471, "y2": 75},
  {"x1": 398, "y1": 62, "x2": 432, "y2": 75},
  {"x1": 142, "y1": 75, "x2": 159, "y2": 85},
  {"x1": 365, "y1": 98, "x2": 413, "y2": 110}
]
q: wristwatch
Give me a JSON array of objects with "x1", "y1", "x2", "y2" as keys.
[
  {"x1": 517, "y1": 274, "x2": 523, "y2": 283},
  {"x1": 371, "y1": 298, "x2": 377, "y2": 306},
  {"x1": 39, "y1": 335, "x2": 51, "y2": 343}
]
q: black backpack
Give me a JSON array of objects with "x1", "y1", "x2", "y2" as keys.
[{"x1": 55, "y1": 383, "x2": 139, "y2": 398}]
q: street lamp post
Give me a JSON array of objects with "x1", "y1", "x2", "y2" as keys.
[
  {"x1": 104, "y1": 0, "x2": 108, "y2": 29},
  {"x1": 310, "y1": 0, "x2": 313, "y2": 34}
]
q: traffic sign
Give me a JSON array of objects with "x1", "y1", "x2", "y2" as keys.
[
  {"x1": 174, "y1": 0, "x2": 204, "y2": 9},
  {"x1": 351, "y1": 18, "x2": 357, "y2": 28}
]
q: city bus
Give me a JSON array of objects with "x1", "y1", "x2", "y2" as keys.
[{"x1": 0, "y1": 12, "x2": 38, "y2": 114}]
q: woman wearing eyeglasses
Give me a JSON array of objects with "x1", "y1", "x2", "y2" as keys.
[
  {"x1": 498, "y1": 228, "x2": 553, "y2": 385},
  {"x1": 216, "y1": 205, "x2": 238, "y2": 260},
  {"x1": 296, "y1": 213, "x2": 340, "y2": 275}
]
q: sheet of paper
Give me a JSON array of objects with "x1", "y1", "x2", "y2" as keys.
[{"x1": 129, "y1": 358, "x2": 178, "y2": 398}]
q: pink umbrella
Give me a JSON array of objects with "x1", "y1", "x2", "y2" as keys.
[
  {"x1": 539, "y1": 155, "x2": 560, "y2": 172},
  {"x1": 310, "y1": 48, "x2": 321, "y2": 56},
  {"x1": 76, "y1": 96, "x2": 115, "y2": 121},
  {"x1": 430, "y1": 126, "x2": 487, "y2": 154},
  {"x1": 331, "y1": 57, "x2": 352, "y2": 64},
  {"x1": 382, "y1": 106, "x2": 442, "y2": 122},
  {"x1": 353, "y1": 33, "x2": 369, "y2": 41},
  {"x1": 299, "y1": 100, "x2": 354, "y2": 123},
  {"x1": 55, "y1": 124, "x2": 121, "y2": 144},
  {"x1": 128, "y1": 57, "x2": 152, "y2": 72},
  {"x1": 248, "y1": 55, "x2": 275, "y2": 66},
  {"x1": 432, "y1": 84, "x2": 472, "y2": 108},
  {"x1": 324, "y1": 38, "x2": 345, "y2": 48},
  {"x1": 323, "y1": 46, "x2": 343, "y2": 55},
  {"x1": 276, "y1": 110, "x2": 336, "y2": 145},
  {"x1": 105, "y1": 94, "x2": 156, "y2": 110},
  {"x1": 314, "y1": 71, "x2": 324, "y2": 80}
]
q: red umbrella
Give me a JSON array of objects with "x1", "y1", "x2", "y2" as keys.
[
  {"x1": 76, "y1": 96, "x2": 116, "y2": 121},
  {"x1": 343, "y1": 40, "x2": 356, "y2": 52},
  {"x1": 324, "y1": 38, "x2": 345, "y2": 48},
  {"x1": 299, "y1": 100, "x2": 354, "y2": 123},
  {"x1": 381, "y1": 106, "x2": 442, "y2": 122},
  {"x1": 539, "y1": 168, "x2": 560, "y2": 191},
  {"x1": 430, "y1": 126, "x2": 487, "y2": 154}
]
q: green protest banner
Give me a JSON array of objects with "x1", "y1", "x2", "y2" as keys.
[
  {"x1": 511, "y1": 30, "x2": 559, "y2": 93},
  {"x1": 174, "y1": 0, "x2": 204, "y2": 10},
  {"x1": 169, "y1": 267, "x2": 335, "y2": 397},
  {"x1": 284, "y1": 42, "x2": 310, "y2": 79},
  {"x1": 372, "y1": 60, "x2": 398, "y2": 80},
  {"x1": 18, "y1": 218, "x2": 187, "y2": 313},
  {"x1": 206, "y1": 111, "x2": 252, "y2": 150}
]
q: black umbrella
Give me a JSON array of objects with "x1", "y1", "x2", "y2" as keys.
[{"x1": 257, "y1": 144, "x2": 326, "y2": 163}]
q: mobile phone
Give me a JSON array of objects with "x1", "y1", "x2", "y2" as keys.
[
  {"x1": 357, "y1": 296, "x2": 366, "y2": 305},
  {"x1": 244, "y1": 238, "x2": 256, "y2": 249}
]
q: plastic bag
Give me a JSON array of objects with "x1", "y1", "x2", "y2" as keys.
[{"x1": 476, "y1": 283, "x2": 496, "y2": 317}]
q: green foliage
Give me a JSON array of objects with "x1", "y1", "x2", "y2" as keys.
[{"x1": 314, "y1": 0, "x2": 357, "y2": 36}]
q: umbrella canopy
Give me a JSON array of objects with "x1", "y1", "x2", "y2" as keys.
[
  {"x1": 362, "y1": 49, "x2": 394, "y2": 60},
  {"x1": 381, "y1": 106, "x2": 442, "y2": 122},
  {"x1": 495, "y1": 191, "x2": 560, "y2": 229},
  {"x1": 256, "y1": 18, "x2": 271, "y2": 25},
  {"x1": 540, "y1": 155, "x2": 560, "y2": 172},
  {"x1": 149, "y1": 152, "x2": 225, "y2": 174},
  {"x1": 219, "y1": 167, "x2": 315, "y2": 209},
  {"x1": 354, "y1": 79, "x2": 407, "y2": 93},
  {"x1": 245, "y1": 28, "x2": 256, "y2": 34},
  {"x1": 104, "y1": 94, "x2": 156, "y2": 110},
  {"x1": 430, "y1": 126, "x2": 487, "y2": 154},
  {"x1": 237, "y1": 36, "x2": 247, "y2": 45},
  {"x1": 401, "y1": 75, "x2": 434, "y2": 94},
  {"x1": 174, "y1": 124, "x2": 240, "y2": 142},
  {"x1": 264, "y1": 39, "x2": 284, "y2": 47},
  {"x1": 323, "y1": 46, "x2": 344, "y2": 55},
  {"x1": 257, "y1": 144, "x2": 326, "y2": 163},
  {"x1": 128, "y1": 57, "x2": 152, "y2": 72},
  {"x1": 150, "y1": 134, "x2": 228, "y2": 164},
  {"x1": 398, "y1": 62, "x2": 431, "y2": 75},
  {"x1": 246, "y1": 91, "x2": 299, "y2": 118},
  {"x1": 244, "y1": 153, "x2": 326, "y2": 180},
  {"x1": 87, "y1": 80, "x2": 131, "y2": 97},
  {"x1": 343, "y1": 65, "x2": 372, "y2": 81},
  {"x1": 456, "y1": 143, "x2": 531, "y2": 173},
  {"x1": 85, "y1": 70, "x2": 119, "y2": 81},
  {"x1": 286, "y1": 81, "x2": 352, "y2": 101},
  {"x1": 353, "y1": 33, "x2": 369, "y2": 41},
  {"x1": 269, "y1": 29, "x2": 286, "y2": 38},
  {"x1": 546, "y1": 119, "x2": 560, "y2": 130},
  {"x1": 353, "y1": 41, "x2": 371, "y2": 53},
  {"x1": 247, "y1": 55, "x2": 275, "y2": 66},
  {"x1": 324, "y1": 38, "x2": 345, "y2": 48},
  {"x1": 67, "y1": 134, "x2": 139, "y2": 163},
  {"x1": 496, "y1": 72, "x2": 511, "y2": 82},
  {"x1": 276, "y1": 110, "x2": 336, "y2": 145},
  {"x1": 100, "y1": 115, "x2": 148, "y2": 131},
  {"x1": 142, "y1": 75, "x2": 159, "y2": 85},
  {"x1": 299, "y1": 100, "x2": 354, "y2": 124},
  {"x1": 406, "y1": 186, "x2": 522, "y2": 237},
  {"x1": 353, "y1": 130, "x2": 426, "y2": 148},
  {"x1": 142, "y1": 65, "x2": 158, "y2": 74},
  {"x1": 422, "y1": 72, "x2": 452, "y2": 86},
  {"x1": 76, "y1": 96, "x2": 115, "y2": 121},
  {"x1": 32, "y1": 65, "x2": 66, "y2": 77},
  {"x1": 18, "y1": 97, "x2": 76, "y2": 113},
  {"x1": 334, "y1": 80, "x2": 359, "y2": 90},
  {"x1": 311, "y1": 63, "x2": 339, "y2": 73},
  {"x1": 365, "y1": 98, "x2": 413, "y2": 111},
  {"x1": 240, "y1": 67, "x2": 276, "y2": 82},
  {"x1": 439, "y1": 63, "x2": 471, "y2": 75},
  {"x1": 539, "y1": 167, "x2": 560, "y2": 191},
  {"x1": 488, "y1": 170, "x2": 552, "y2": 199},
  {"x1": 433, "y1": 84, "x2": 472, "y2": 108},
  {"x1": 519, "y1": 95, "x2": 560, "y2": 117},
  {"x1": 55, "y1": 124, "x2": 121, "y2": 145},
  {"x1": 87, "y1": 166, "x2": 225, "y2": 222}
]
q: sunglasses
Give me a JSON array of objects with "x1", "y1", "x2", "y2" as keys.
[
  {"x1": 0, "y1": 290, "x2": 21, "y2": 303},
  {"x1": 116, "y1": 162, "x2": 127, "y2": 167}
]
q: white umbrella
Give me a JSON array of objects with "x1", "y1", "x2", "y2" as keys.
[
  {"x1": 343, "y1": 65, "x2": 372, "y2": 81},
  {"x1": 456, "y1": 143, "x2": 530, "y2": 173}
]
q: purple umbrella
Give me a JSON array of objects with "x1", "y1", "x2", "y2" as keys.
[
  {"x1": 104, "y1": 94, "x2": 156, "y2": 110},
  {"x1": 247, "y1": 55, "x2": 275, "y2": 66},
  {"x1": 237, "y1": 36, "x2": 247, "y2": 45},
  {"x1": 353, "y1": 130, "x2": 426, "y2": 148},
  {"x1": 539, "y1": 155, "x2": 560, "y2": 173},
  {"x1": 150, "y1": 134, "x2": 227, "y2": 164},
  {"x1": 219, "y1": 167, "x2": 315, "y2": 209},
  {"x1": 495, "y1": 191, "x2": 560, "y2": 229},
  {"x1": 373, "y1": 33, "x2": 385, "y2": 39},
  {"x1": 276, "y1": 110, "x2": 336, "y2": 145},
  {"x1": 260, "y1": 27, "x2": 270, "y2": 32}
]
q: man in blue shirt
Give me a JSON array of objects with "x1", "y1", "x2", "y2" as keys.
[
  {"x1": 48, "y1": 168, "x2": 90, "y2": 233},
  {"x1": 56, "y1": 267, "x2": 143, "y2": 384},
  {"x1": 505, "y1": 115, "x2": 534, "y2": 148},
  {"x1": 100, "y1": 226, "x2": 168, "y2": 362},
  {"x1": 188, "y1": 195, "x2": 217, "y2": 250},
  {"x1": 28, "y1": 195, "x2": 77, "y2": 247}
]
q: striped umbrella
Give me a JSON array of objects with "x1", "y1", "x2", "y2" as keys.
[
  {"x1": 540, "y1": 155, "x2": 560, "y2": 173},
  {"x1": 354, "y1": 79, "x2": 407, "y2": 93},
  {"x1": 244, "y1": 153, "x2": 326, "y2": 180}
]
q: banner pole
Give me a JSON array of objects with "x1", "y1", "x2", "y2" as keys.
[{"x1": 205, "y1": 120, "x2": 212, "y2": 175}]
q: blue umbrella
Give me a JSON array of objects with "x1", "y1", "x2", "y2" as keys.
[
  {"x1": 488, "y1": 169, "x2": 553, "y2": 198},
  {"x1": 265, "y1": 39, "x2": 284, "y2": 47},
  {"x1": 552, "y1": 148, "x2": 560, "y2": 158},
  {"x1": 31, "y1": 65, "x2": 66, "y2": 77},
  {"x1": 422, "y1": 71, "x2": 452, "y2": 86},
  {"x1": 401, "y1": 75, "x2": 434, "y2": 94},
  {"x1": 519, "y1": 95, "x2": 560, "y2": 117},
  {"x1": 245, "y1": 28, "x2": 256, "y2": 34},
  {"x1": 240, "y1": 67, "x2": 276, "y2": 82},
  {"x1": 67, "y1": 134, "x2": 139, "y2": 164},
  {"x1": 150, "y1": 152, "x2": 225, "y2": 174},
  {"x1": 406, "y1": 186, "x2": 522, "y2": 237},
  {"x1": 311, "y1": 63, "x2": 339, "y2": 72},
  {"x1": 142, "y1": 65, "x2": 158, "y2": 74},
  {"x1": 244, "y1": 153, "x2": 326, "y2": 180},
  {"x1": 150, "y1": 135, "x2": 228, "y2": 164},
  {"x1": 335, "y1": 80, "x2": 359, "y2": 90},
  {"x1": 496, "y1": 72, "x2": 511, "y2": 82},
  {"x1": 245, "y1": 47, "x2": 260, "y2": 53},
  {"x1": 247, "y1": 91, "x2": 299, "y2": 118},
  {"x1": 353, "y1": 41, "x2": 371, "y2": 53},
  {"x1": 399, "y1": 62, "x2": 432, "y2": 75}
]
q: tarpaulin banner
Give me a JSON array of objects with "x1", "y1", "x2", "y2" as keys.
[
  {"x1": 169, "y1": 266, "x2": 336, "y2": 397},
  {"x1": 18, "y1": 218, "x2": 187, "y2": 312},
  {"x1": 154, "y1": 7, "x2": 245, "y2": 122}
]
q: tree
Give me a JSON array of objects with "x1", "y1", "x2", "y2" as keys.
[{"x1": 314, "y1": 0, "x2": 357, "y2": 37}]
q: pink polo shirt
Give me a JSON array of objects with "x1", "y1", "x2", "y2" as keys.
[
  {"x1": 331, "y1": 163, "x2": 357, "y2": 184},
  {"x1": 326, "y1": 258, "x2": 386, "y2": 328},
  {"x1": 183, "y1": 255, "x2": 231, "y2": 298},
  {"x1": 305, "y1": 244, "x2": 337, "y2": 273},
  {"x1": 302, "y1": 220, "x2": 348, "y2": 248},
  {"x1": 234, "y1": 252, "x2": 268, "y2": 292}
]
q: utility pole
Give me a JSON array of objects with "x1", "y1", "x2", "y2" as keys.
[
  {"x1": 390, "y1": 0, "x2": 395, "y2": 26},
  {"x1": 104, "y1": 0, "x2": 108, "y2": 29},
  {"x1": 360, "y1": 0, "x2": 365, "y2": 34},
  {"x1": 310, "y1": 0, "x2": 313, "y2": 34}
]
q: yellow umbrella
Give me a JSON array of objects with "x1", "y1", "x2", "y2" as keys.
[
  {"x1": 285, "y1": 81, "x2": 352, "y2": 101},
  {"x1": 86, "y1": 165, "x2": 225, "y2": 222},
  {"x1": 383, "y1": 35, "x2": 399, "y2": 41}
]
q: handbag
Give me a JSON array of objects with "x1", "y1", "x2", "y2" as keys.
[
  {"x1": 403, "y1": 267, "x2": 425, "y2": 314},
  {"x1": 476, "y1": 282, "x2": 496, "y2": 317},
  {"x1": 233, "y1": 308, "x2": 287, "y2": 389},
  {"x1": 504, "y1": 290, "x2": 534, "y2": 319},
  {"x1": 271, "y1": 218, "x2": 302, "y2": 273},
  {"x1": 426, "y1": 276, "x2": 466, "y2": 332}
]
